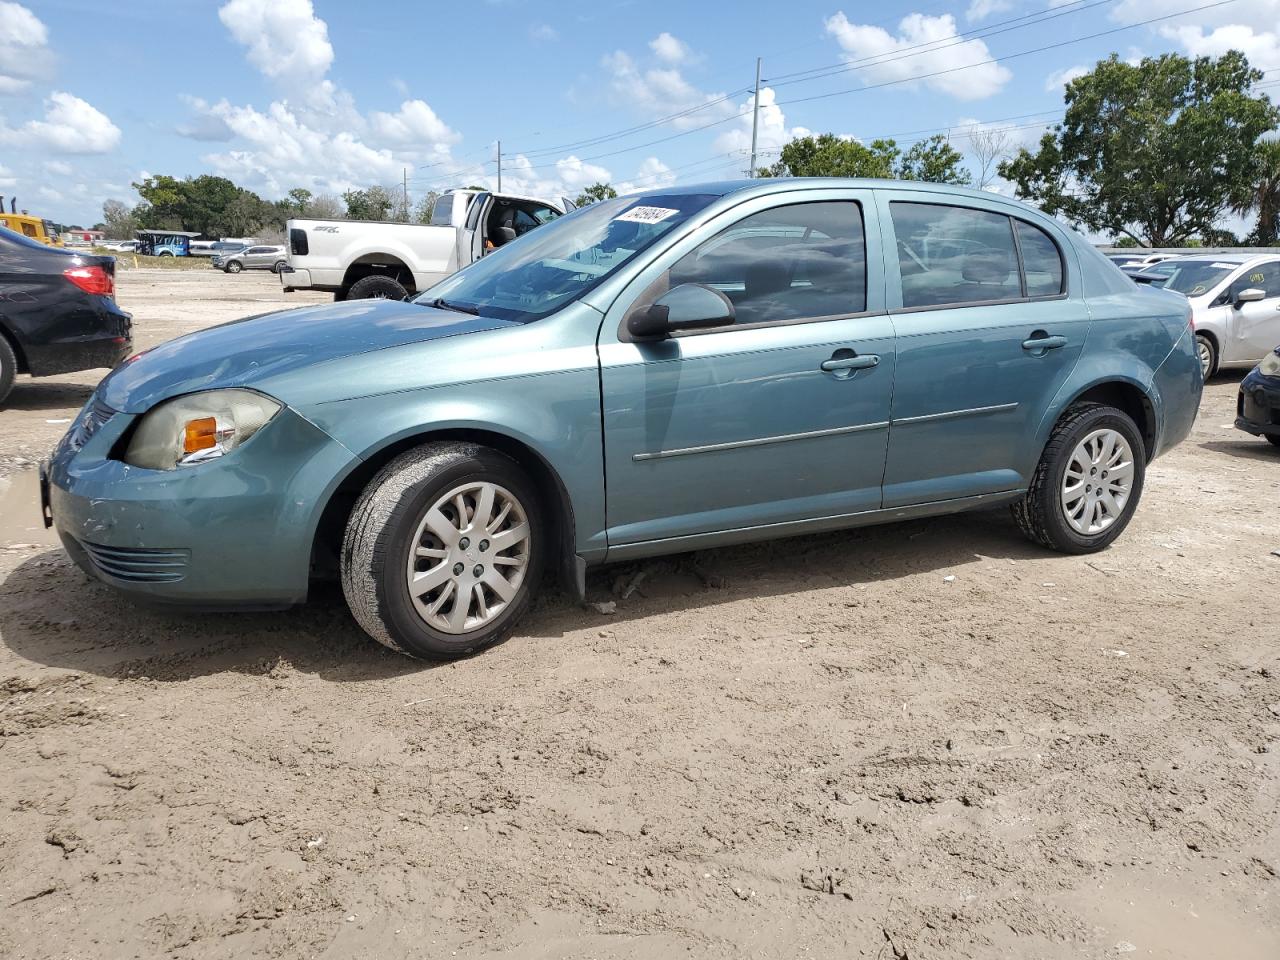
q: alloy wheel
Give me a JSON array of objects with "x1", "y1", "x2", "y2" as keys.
[
  {"x1": 404, "y1": 481, "x2": 530, "y2": 634},
  {"x1": 1061, "y1": 428, "x2": 1135, "y2": 535},
  {"x1": 1196, "y1": 338, "x2": 1212, "y2": 379}
]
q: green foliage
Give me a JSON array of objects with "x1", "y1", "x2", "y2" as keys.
[
  {"x1": 283, "y1": 188, "x2": 313, "y2": 213},
  {"x1": 574, "y1": 182, "x2": 618, "y2": 206},
  {"x1": 342, "y1": 186, "x2": 394, "y2": 221},
  {"x1": 1236, "y1": 138, "x2": 1280, "y2": 245},
  {"x1": 758, "y1": 133, "x2": 970, "y2": 185},
  {"x1": 129, "y1": 174, "x2": 286, "y2": 237},
  {"x1": 101, "y1": 198, "x2": 138, "y2": 239},
  {"x1": 1111, "y1": 235, "x2": 1140, "y2": 248},
  {"x1": 414, "y1": 190, "x2": 440, "y2": 223},
  {"x1": 999, "y1": 51, "x2": 1279, "y2": 245}
]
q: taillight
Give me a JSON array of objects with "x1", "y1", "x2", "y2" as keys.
[{"x1": 64, "y1": 265, "x2": 114, "y2": 297}]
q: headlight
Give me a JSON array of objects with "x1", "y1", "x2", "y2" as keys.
[
  {"x1": 123, "y1": 389, "x2": 281, "y2": 470},
  {"x1": 1261, "y1": 352, "x2": 1280, "y2": 377}
]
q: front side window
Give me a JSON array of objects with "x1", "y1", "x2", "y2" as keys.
[
  {"x1": 416, "y1": 193, "x2": 718, "y2": 323},
  {"x1": 666, "y1": 201, "x2": 867, "y2": 326},
  {"x1": 1228, "y1": 261, "x2": 1280, "y2": 299},
  {"x1": 891, "y1": 202, "x2": 1022, "y2": 308}
]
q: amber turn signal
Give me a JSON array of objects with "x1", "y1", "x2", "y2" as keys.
[{"x1": 183, "y1": 417, "x2": 218, "y2": 454}]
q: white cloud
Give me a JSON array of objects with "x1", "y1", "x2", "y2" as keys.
[
  {"x1": 1045, "y1": 65, "x2": 1088, "y2": 92},
  {"x1": 218, "y1": 0, "x2": 333, "y2": 86},
  {"x1": 0, "y1": 164, "x2": 17, "y2": 189},
  {"x1": 824, "y1": 11, "x2": 1013, "y2": 100},
  {"x1": 0, "y1": 92, "x2": 121, "y2": 153},
  {"x1": 616, "y1": 157, "x2": 677, "y2": 194},
  {"x1": 713, "y1": 86, "x2": 809, "y2": 158},
  {"x1": 650, "y1": 32, "x2": 693, "y2": 64},
  {"x1": 370, "y1": 100, "x2": 461, "y2": 147},
  {"x1": 0, "y1": 2, "x2": 53, "y2": 94},
  {"x1": 529, "y1": 23, "x2": 558, "y2": 42},
  {"x1": 44, "y1": 159, "x2": 72, "y2": 176},
  {"x1": 1110, "y1": 0, "x2": 1280, "y2": 70},
  {"x1": 601, "y1": 46, "x2": 733, "y2": 129},
  {"x1": 966, "y1": 0, "x2": 1013, "y2": 22}
]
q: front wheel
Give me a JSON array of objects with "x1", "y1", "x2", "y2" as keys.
[
  {"x1": 1012, "y1": 402, "x2": 1145, "y2": 554},
  {"x1": 341, "y1": 442, "x2": 543, "y2": 660},
  {"x1": 1267, "y1": 434, "x2": 1280, "y2": 449},
  {"x1": 0, "y1": 336, "x2": 17, "y2": 406},
  {"x1": 225, "y1": 261, "x2": 242, "y2": 274}
]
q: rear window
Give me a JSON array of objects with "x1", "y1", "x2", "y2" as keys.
[{"x1": 430, "y1": 193, "x2": 463, "y2": 226}]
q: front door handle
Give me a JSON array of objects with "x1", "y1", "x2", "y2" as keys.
[
  {"x1": 821, "y1": 353, "x2": 880, "y2": 372},
  {"x1": 1022, "y1": 333, "x2": 1067, "y2": 353}
]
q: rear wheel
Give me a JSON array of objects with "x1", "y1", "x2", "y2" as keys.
[
  {"x1": 1195, "y1": 333, "x2": 1218, "y2": 379},
  {"x1": 1013, "y1": 402, "x2": 1145, "y2": 554},
  {"x1": 1267, "y1": 435, "x2": 1280, "y2": 448},
  {"x1": 272, "y1": 260, "x2": 287, "y2": 274},
  {"x1": 347, "y1": 274, "x2": 409, "y2": 301},
  {"x1": 0, "y1": 336, "x2": 17, "y2": 406},
  {"x1": 341, "y1": 442, "x2": 543, "y2": 660}
]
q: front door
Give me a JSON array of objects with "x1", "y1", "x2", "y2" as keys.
[
  {"x1": 877, "y1": 194, "x2": 1090, "y2": 508},
  {"x1": 597, "y1": 191, "x2": 896, "y2": 552},
  {"x1": 1224, "y1": 260, "x2": 1280, "y2": 363}
]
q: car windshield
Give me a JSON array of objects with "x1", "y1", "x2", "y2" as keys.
[
  {"x1": 415, "y1": 193, "x2": 720, "y2": 323},
  {"x1": 1158, "y1": 260, "x2": 1236, "y2": 297}
]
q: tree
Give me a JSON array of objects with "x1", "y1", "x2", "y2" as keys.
[
  {"x1": 304, "y1": 194, "x2": 344, "y2": 219},
  {"x1": 101, "y1": 198, "x2": 138, "y2": 239},
  {"x1": 342, "y1": 186, "x2": 394, "y2": 221},
  {"x1": 574, "y1": 182, "x2": 618, "y2": 206},
  {"x1": 999, "y1": 51, "x2": 1279, "y2": 245},
  {"x1": 283, "y1": 188, "x2": 313, "y2": 213},
  {"x1": 414, "y1": 190, "x2": 440, "y2": 223},
  {"x1": 757, "y1": 132, "x2": 969, "y2": 184},
  {"x1": 131, "y1": 174, "x2": 187, "y2": 228},
  {"x1": 967, "y1": 126, "x2": 1012, "y2": 190},
  {"x1": 1235, "y1": 138, "x2": 1280, "y2": 245},
  {"x1": 897, "y1": 135, "x2": 971, "y2": 185}
]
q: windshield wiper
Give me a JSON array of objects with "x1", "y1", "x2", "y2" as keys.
[{"x1": 423, "y1": 296, "x2": 480, "y2": 316}]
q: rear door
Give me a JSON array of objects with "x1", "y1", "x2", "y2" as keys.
[
  {"x1": 597, "y1": 188, "x2": 896, "y2": 551},
  {"x1": 877, "y1": 192, "x2": 1090, "y2": 507}
]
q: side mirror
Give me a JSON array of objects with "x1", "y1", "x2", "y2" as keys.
[
  {"x1": 1234, "y1": 287, "x2": 1266, "y2": 307},
  {"x1": 626, "y1": 283, "x2": 735, "y2": 340}
]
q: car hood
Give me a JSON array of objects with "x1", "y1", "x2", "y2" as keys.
[{"x1": 98, "y1": 297, "x2": 514, "y2": 413}]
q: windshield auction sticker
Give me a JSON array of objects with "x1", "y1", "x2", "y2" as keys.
[{"x1": 614, "y1": 206, "x2": 680, "y2": 224}]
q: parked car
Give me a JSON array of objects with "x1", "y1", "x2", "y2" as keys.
[
  {"x1": 189, "y1": 240, "x2": 216, "y2": 257},
  {"x1": 1151, "y1": 254, "x2": 1280, "y2": 378},
  {"x1": 212, "y1": 244, "x2": 287, "y2": 274},
  {"x1": 136, "y1": 230, "x2": 198, "y2": 256},
  {"x1": 1107, "y1": 253, "x2": 1146, "y2": 267},
  {"x1": 1234, "y1": 346, "x2": 1280, "y2": 447},
  {"x1": 283, "y1": 188, "x2": 573, "y2": 301},
  {"x1": 0, "y1": 226, "x2": 131, "y2": 406},
  {"x1": 43, "y1": 179, "x2": 1201, "y2": 660}
]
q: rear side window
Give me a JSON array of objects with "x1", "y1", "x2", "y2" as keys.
[
  {"x1": 668, "y1": 201, "x2": 867, "y2": 327},
  {"x1": 891, "y1": 202, "x2": 1021, "y2": 308},
  {"x1": 1015, "y1": 220, "x2": 1064, "y2": 297}
]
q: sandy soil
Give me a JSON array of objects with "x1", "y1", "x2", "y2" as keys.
[{"x1": 1, "y1": 270, "x2": 1277, "y2": 959}]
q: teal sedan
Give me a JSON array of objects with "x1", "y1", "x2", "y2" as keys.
[{"x1": 44, "y1": 179, "x2": 1202, "y2": 660}]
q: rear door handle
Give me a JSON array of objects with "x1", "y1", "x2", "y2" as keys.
[
  {"x1": 821, "y1": 354, "x2": 879, "y2": 372},
  {"x1": 1022, "y1": 334, "x2": 1067, "y2": 352}
]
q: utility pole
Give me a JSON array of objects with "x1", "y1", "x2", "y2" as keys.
[
  {"x1": 402, "y1": 167, "x2": 408, "y2": 220},
  {"x1": 748, "y1": 57, "x2": 762, "y2": 178},
  {"x1": 497, "y1": 140, "x2": 502, "y2": 192}
]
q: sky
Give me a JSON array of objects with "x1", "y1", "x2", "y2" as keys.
[{"x1": 1, "y1": 0, "x2": 1279, "y2": 227}]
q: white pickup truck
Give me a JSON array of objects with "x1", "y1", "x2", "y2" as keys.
[{"x1": 281, "y1": 189, "x2": 574, "y2": 301}]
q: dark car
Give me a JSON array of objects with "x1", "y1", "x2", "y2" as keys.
[
  {"x1": 0, "y1": 226, "x2": 132, "y2": 405},
  {"x1": 1235, "y1": 346, "x2": 1280, "y2": 447}
]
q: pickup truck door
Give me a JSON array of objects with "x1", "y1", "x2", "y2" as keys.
[{"x1": 457, "y1": 192, "x2": 491, "y2": 269}]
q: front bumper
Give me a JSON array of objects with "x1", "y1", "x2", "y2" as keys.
[
  {"x1": 1235, "y1": 367, "x2": 1280, "y2": 438},
  {"x1": 46, "y1": 399, "x2": 360, "y2": 607}
]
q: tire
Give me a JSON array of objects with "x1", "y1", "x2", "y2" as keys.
[
  {"x1": 225, "y1": 261, "x2": 243, "y2": 274},
  {"x1": 0, "y1": 336, "x2": 17, "y2": 407},
  {"x1": 1012, "y1": 402, "x2": 1146, "y2": 554},
  {"x1": 1195, "y1": 333, "x2": 1218, "y2": 380},
  {"x1": 272, "y1": 260, "x2": 287, "y2": 274},
  {"x1": 158, "y1": 251, "x2": 173, "y2": 258},
  {"x1": 1267, "y1": 434, "x2": 1280, "y2": 448},
  {"x1": 346, "y1": 274, "x2": 409, "y2": 301},
  {"x1": 342, "y1": 442, "x2": 544, "y2": 660}
]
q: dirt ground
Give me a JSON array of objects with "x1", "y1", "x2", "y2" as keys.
[{"x1": 1, "y1": 270, "x2": 1277, "y2": 959}]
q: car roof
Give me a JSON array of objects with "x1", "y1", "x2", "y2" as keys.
[{"x1": 1160, "y1": 253, "x2": 1276, "y2": 265}]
